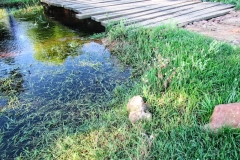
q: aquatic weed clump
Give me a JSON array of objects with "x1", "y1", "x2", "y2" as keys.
[{"x1": 0, "y1": 69, "x2": 24, "y2": 97}]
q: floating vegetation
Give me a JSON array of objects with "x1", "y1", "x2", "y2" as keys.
[{"x1": 0, "y1": 68, "x2": 24, "y2": 97}]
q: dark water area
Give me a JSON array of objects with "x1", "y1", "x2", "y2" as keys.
[
  {"x1": 42, "y1": 4, "x2": 105, "y2": 33},
  {"x1": 0, "y1": 8, "x2": 130, "y2": 159}
]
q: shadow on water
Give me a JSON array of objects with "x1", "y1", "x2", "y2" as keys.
[{"x1": 0, "y1": 8, "x2": 131, "y2": 159}]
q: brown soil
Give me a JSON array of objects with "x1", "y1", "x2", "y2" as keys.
[
  {"x1": 101, "y1": 38, "x2": 119, "y2": 52},
  {"x1": 185, "y1": 10, "x2": 240, "y2": 46}
]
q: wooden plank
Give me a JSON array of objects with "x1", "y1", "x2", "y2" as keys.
[
  {"x1": 75, "y1": 2, "x2": 155, "y2": 19},
  {"x1": 102, "y1": 2, "x2": 218, "y2": 26},
  {"x1": 92, "y1": 1, "x2": 197, "y2": 22},
  {"x1": 41, "y1": 0, "x2": 125, "y2": 7},
  {"x1": 41, "y1": 0, "x2": 235, "y2": 30},
  {"x1": 43, "y1": 1, "x2": 77, "y2": 7},
  {"x1": 135, "y1": 3, "x2": 233, "y2": 27},
  {"x1": 65, "y1": 0, "x2": 149, "y2": 11},
  {"x1": 78, "y1": 1, "x2": 152, "y2": 13},
  {"x1": 41, "y1": 0, "x2": 122, "y2": 3},
  {"x1": 146, "y1": 8, "x2": 233, "y2": 28},
  {"x1": 100, "y1": 1, "x2": 202, "y2": 26},
  {"x1": 144, "y1": 4, "x2": 234, "y2": 27},
  {"x1": 164, "y1": 4, "x2": 234, "y2": 23},
  {"x1": 42, "y1": 0, "x2": 121, "y2": 5},
  {"x1": 79, "y1": 0, "x2": 151, "y2": 10},
  {"x1": 126, "y1": 2, "x2": 221, "y2": 24},
  {"x1": 177, "y1": 9, "x2": 234, "y2": 26}
]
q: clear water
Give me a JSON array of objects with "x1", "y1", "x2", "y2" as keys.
[{"x1": 0, "y1": 9, "x2": 130, "y2": 158}]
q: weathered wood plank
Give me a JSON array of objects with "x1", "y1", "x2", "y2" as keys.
[
  {"x1": 164, "y1": 4, "x2": 234, "y2": 23},
  {"x1": 146, "y1": 8, "x2": 233, "y2": 28},
  {"x1": 41, "y1": 0, "x2": 122, "y2": 3},
  {"x1": 100, "y1": 1, "x2": 203, "y2": 26},
  {"x1": 177, "y1": 9, "x2": 234, "y2": 26},
  {"x1": 134, "y1": 3, "x2": 233, "y2": 27},
  {"x1": 41, "y1": 0, "x2": 128, "y2": 7},
  {"x1": 42, "y1": 1, "x2": 77, "y2": 7},
  {"x1": 75, "y1": 2, "x2": 155, "y2": 18},
  {"x1": 125, "y1": 2, "x2": 221, "y2": 25},
  {"x1": 65, "y1": 0, "x2": 149, "y2": 11},
  {"x1": 93, "y1": 1, "x2": 198, "y2": 22},
  {"x1": 42, "y1": 0, "x2": 128, "y2": 7},
  {"x1": 78, "y1": 1, "x2": 152, "y2": 13},
  {"x1": 144, "y1": 4, "x2": 234, "y2": 27},
  {"x1": 41, "y1": 0, "x2": 235, "y2": 30}
]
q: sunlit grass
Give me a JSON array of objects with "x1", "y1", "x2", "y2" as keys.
[
  {"x1": 206, "y1": 0, "x2": 240, "y2": 10},
  {"x1": 12, "y1": 5, "x2": 43, "y2": 20},
  {"x1": 33, "y1": 24, "x2": 239, "y2": 159},
  {"x1": 1, "y1": 8, "x2": 240, "y2": 159},
  {"x1": 0, "y1": 0, "x2": 40, "y2": 7},
  {"x1": 14, "y1": 23, "x2": 240, "y2": 159}
]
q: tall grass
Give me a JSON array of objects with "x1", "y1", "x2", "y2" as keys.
[
  {"x1": 16, "y1": 23, "x2": 240, "y2": 159},
  {"x1": 206, "y1": 0, "x2": 240, "y2": 9},
  {"x1": 0, "y1": 0, "x2": 40, "y2": 8}
]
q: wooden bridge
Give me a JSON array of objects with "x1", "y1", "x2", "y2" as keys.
[{"x1": 40, "y1": 0, "x2": 235, "y2": 28}]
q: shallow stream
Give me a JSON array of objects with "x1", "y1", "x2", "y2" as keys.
[{"x1": 0, "y1": 8, "x2": 130, "y2": 158}]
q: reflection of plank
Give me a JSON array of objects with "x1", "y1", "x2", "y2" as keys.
[
  {"x1": 95, "y1": 1, "x2": 199, "y2": 23},
  {"x1": 101, "y1": 1, "x2": 206, "y2": 26},
  {"x1": 144, "y1": 4, "x2": 234, "y2": 27},
  {"x1": 40, "y1": 0, "x2": 235, "y2": 28}
]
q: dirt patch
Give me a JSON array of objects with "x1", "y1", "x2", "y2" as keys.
[
  {"x1": 185, "y1": 10, "x2": 240, "y2": 46},
  {"x1": 102, "y1": 38, "x2": 119, "y2": 52}
]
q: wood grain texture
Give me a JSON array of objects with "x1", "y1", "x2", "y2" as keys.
[{"x1": 40, "y1": 0, "x2": 235, "y2": 28}]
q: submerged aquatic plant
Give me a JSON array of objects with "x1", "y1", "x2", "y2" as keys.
[
  {"x1": 34, "y1": 39, "x2": 83, "y2": 65},
  {"x1": 0, "y1": 68, "x2": 24, "y2": 97}
]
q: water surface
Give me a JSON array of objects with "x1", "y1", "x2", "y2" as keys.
[{"x1": 0, "y1": 9, "x2": 130, "y2": 158}]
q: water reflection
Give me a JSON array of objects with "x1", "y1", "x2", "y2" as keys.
[
  {"x1": 0, "y1": 8, "x2": 130, "y2": 158},
  {"x1": 0, "y1": 9, "x2": 10, "y2": 41}
]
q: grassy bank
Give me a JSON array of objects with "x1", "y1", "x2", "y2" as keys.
[
  {"x1": 0, "y1": 0, "x2": 40, "y2": 7},
  {"x1": 14, "y1": 22, "x2": 240, "y2": 159},
  {"x1": 207, "y1": 0, "x2": 240, "y2": 9}
]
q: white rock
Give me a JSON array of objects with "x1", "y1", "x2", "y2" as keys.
[
  {"x1": 127, "y1": 95, "x2": 145, "y2": 112},
  {"x1": 129, "y1": 110, "x2": 152, "y2": 124},
  {"x1": 127, "y1": 96, "x2": 152, "y2": 124}
]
